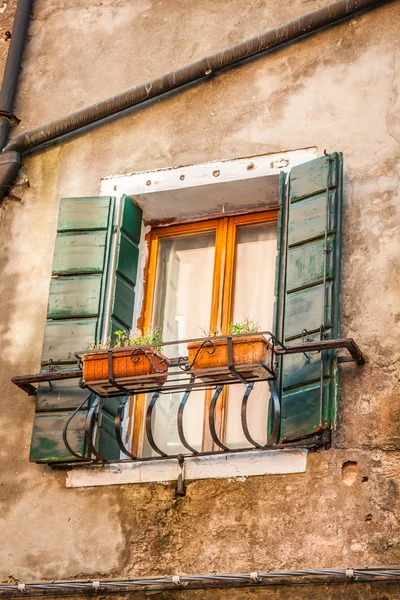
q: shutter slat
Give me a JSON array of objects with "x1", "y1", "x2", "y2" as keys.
[
  {"x1": 288, "y1": 191, "x2": 336, "y2": 245},
  {"x1": 116, "y1": 233, "x2": 139, "y2": 285},
  {"x1": 42, "y1": 319, "x2": 98, "y2": 364},
  {"x1": 30, "y1": 411, "x2": 87, "y2": 463},
  {"x1": 112, "y1": 276, "x2": 135, "y2": 329},
  {"x1": 36, "y1": 377, "x2": 88, "y2": 410},
  {"x1": 287, "y1": 237, "x2": 335, "y2": 292},
  {"x1": 52, "y1": 232, "x2": 108, "y2": 275},
  {"x1": 57, "y1": 197, "x2": 112, "y2": 231},
  {"x1": 47, "y1": 276, "x2": 102, "y2": 319},
  {"x1": 289, "y1": 156, "x2": 338, "y2": 202},
  {"x1": 284, "y1": 282, "x2": 333, "y2": 341}
]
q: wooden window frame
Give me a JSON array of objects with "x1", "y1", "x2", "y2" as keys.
[{"x1": 130, "y1": 209, "x2": 278, "y2": 456}]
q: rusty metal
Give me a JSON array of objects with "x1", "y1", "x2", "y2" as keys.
[
  {"x1": 12, "y1": 368, "x2": 82, "y2": 395},
  {"x1": 12, "y1": 334, "x2": 365, "y2": 396},
  {"x1": 227, "y1": 335, "x2": 249, "y2": 385},
  {"x1": 175, "y1": 455, "x2": 186, "y2": 496},
  {"x1": 0, "y1": 111, "x2": 20, "y2": 126},
  {"x1": 130, "y1": 347, "x2": 169, "y2": 372},
  {"x1": 273, "y1": 338, "x2": 365, "y2": 365},
  {"x1": 13, "y1": 331, "x2": 365, "y2": 462},
  {"x1": 179, "y1": 338, "x2": 216, "y2": 371}
]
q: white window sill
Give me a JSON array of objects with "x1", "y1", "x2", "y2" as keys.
[{"x1": 66, "y1": 449, "x2": 308, "y2": 488}]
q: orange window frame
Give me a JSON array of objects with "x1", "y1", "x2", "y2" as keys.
[{"x1": 130, "y1": 209, "x2": 278, "y2": 455}]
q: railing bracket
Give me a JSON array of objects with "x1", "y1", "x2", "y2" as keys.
[{"x1": 176, "y1": 455, "x2": 186, "y2": 497}]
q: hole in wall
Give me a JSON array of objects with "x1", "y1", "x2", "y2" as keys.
[
  {"x1": 364, "y1": 513, "x2": 373, "y2": 521},
  {"x1": 342, "y1": 460, "x2": 358, "y2": 486}
]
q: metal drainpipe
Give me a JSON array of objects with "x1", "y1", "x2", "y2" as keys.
[
  {"x1": 0, "y1": 0, "x2": 34, "y2": 200},
  {"x1": 0, "y1": 0, "x2": 34, "y2": 150},
  {"x1": 0, "y1": 0, "x2": 395, "y2": 203}
]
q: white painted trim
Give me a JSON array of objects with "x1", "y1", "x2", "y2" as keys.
[
  {"x1": 99, "y1": 148, "x2": 318, "y2": 197},
  {"x1": 131, "y1": 223, "x2": 150, "y2": 331},
  {"x1": 66, "y1": 449, "x2": 308, "y2": 488}
]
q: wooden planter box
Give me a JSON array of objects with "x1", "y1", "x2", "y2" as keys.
[
  {"x1": 187, "y1": 335, "x2": 272, "y2": 383},
  {"x1": 82, "y1": 348, "x2": 169, "y2": 396}
]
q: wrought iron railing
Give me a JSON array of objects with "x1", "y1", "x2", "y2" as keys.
[{"x1": 12, "y1": 332, "x2": 365, "y2": 464}]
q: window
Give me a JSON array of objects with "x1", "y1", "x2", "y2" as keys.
[
  {"x1": 27, "y1": 151, "x2": 347, "y2": 466},
  {"x1": 130, "y1": 211, "x2": 278, "y2": 456}
]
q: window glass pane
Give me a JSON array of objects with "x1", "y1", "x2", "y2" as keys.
[
  {"x1": 225, "y1": 223, "x2": 277, "y2": 448},
  {"x1": 231, "y1": 223, "x2": 277, "y2": 329},
  {"x1": 144, "y1": 231, "x2": 216, "y2": 456},
  {"x1": 153, "y1": 232, "x2": 216, "y2": 355}
]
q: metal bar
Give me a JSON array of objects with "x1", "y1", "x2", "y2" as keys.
[
  {"x1": 11, "y1": 368, "x2": 82, "y2": 394},
  {"x1": 240, "y1": 382, "x2": 260, "y2": 448},
  {"x1": 145, "y1": 390, "x2": 167, "y2": 457},
  {"x1": 12, "y1": 335, "x2": 364, "y2": 399},
  {"x1": 76, "y1": 331, "x2": 276, "y2": 357},
  {"x1": 177, "y1": 375, "x2": 199, "y2": 455},
  {"x1": 208, "y1": 385, "x2": 229, "y2": 451},
  {"x1": 267, "y1": 380, "x2": 281, "y2": 445},
  {"x1": 115, "y1": 396, "x2": 138, "y2": 460},
  {"x1": 62, "y1": 393, "x2": 91, "y2": 460},
  {"x1": 274, "y1": 338, "x2": 365, "y2": 364},
  {"x1": 227, "y1": 335, "x2": 249, "y2": 385},
  {"x1": 107, "y1": 349, "x2": 130, "y2": 394},
  {"x1": 56, "y1": 434, "x2": 328, "y2": 467},
  {"x1": 84, "y1": 396, "x2": 108, "y2": 462}
]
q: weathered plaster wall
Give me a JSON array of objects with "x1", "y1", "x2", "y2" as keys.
[{"x1": 0, "y1": 0, "x2": 399, "y2": 591}]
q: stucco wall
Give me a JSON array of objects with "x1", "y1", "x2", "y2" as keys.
[{"x1": 0, "y1": 0, "x2": 399, "y2": 591}]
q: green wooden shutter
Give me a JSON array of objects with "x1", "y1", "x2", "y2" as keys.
[
  {"x1": 274, "y1": 153, "x2": 343, "y2": 442},
  {"x1": 30, "y1": 195, "x2": 142, "y2": 463},
  {"x1": 97, "y1": 196, "x2": 142, "y2": 461}
]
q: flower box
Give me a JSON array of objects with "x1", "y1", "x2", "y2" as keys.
[
  {"x1": 82, "y1": 347, "x2": 169, "y2": 396},
  {"x1": 187, "y1": 335, "x2": 272, "y2": 383}
]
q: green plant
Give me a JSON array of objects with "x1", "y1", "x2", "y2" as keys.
[
  {"x1": 200, "y1": 318, "x2": 260, "y2": 338},
  {"x1": 228, "y1": 318, "x2": 259, "y2": 335},
  {"x1": 88, "y1": 328, "x2": 163, "y2": 351}
]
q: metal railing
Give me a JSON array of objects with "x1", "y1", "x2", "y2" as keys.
[{"x1": 12, "y1": 332, "x2": 365, "y2": 464}]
